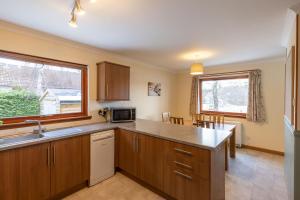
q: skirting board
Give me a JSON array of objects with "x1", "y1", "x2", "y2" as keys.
[{"x1": 241, "y1": 144, "x2": 284, "y2": 156}]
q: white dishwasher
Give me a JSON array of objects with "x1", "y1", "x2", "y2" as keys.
[{"x1": 90, "y1": 130, "x2": 115, "y2": 186}]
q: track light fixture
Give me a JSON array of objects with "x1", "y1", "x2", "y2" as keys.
[
  {"x1": 69, "y1": 10, "x2": 78, "y2": 28},
  {"x1": 68, "y1": 0, "x2": 96, "y2": 28},
  {"x1": 74, "y1": 0, "x2": 85, "y2": 15}
]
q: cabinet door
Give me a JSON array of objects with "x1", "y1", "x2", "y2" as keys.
[
  {"x1": 118, "y1": 129, "x2": 137, "y2": 176},
  {"x1": 105, "y1": 63, "x2": 130, "y2": 101},
  {"x1": 0, "y1": 149, "x2": 18, "y2": 200},
  {"x1": 18, "y1": 143, "x2": 51, "y2": 200},
  {"x1": 137, "y1": 134, "x2": 164, "y2": 189},
  {"x1": 51, "y1": 135, "x2": 89, "y2": 197}
]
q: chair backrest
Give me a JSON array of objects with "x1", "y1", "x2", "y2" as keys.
[
  {"x1": 197, "y1": 121, "x2": 213, "y2": 128},
  {"x1": 162, "y1": 112, "x2": 171, "y2": 122},
  {"x1": 170, "y1": 117, "x2": 184, "y2": 125},
  {"x1": 192, "y1": 114, "x2": 205, "y2": 122},
  {"x1": 208, "y1": 115, "x2": 225, "y2": 124},
  {"x1": 192, "y1": 114, "x2": 205, "y2": 127}
]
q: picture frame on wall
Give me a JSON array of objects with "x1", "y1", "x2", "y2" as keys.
[{"x1": 148, "y1": 82, "x2": 161, "y2": 96}]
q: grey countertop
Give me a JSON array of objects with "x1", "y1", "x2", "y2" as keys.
[{"x1": 0, "y1": 119, "x2": 234, "y2": 152}]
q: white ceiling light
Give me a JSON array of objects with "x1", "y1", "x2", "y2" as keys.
[{"x1": 90, "y1": 0, "x2": 97, "y2": 3}]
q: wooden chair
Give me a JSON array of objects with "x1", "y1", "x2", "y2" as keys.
[
  {"x1": 208, "y1": 114, "x2": 225, "y2": 124},
  {"x1": 162, "y1": 112, "x2": 171, "y2": 123},
  {"x1": 192, "y1": 114, "x2": 215, "y2": 128},
  {"x1": 170, "y1": 117, "x2": 184, "y2": 125},
  {"x1": 192, "y1": 114, "x2": 205, "y2": 127}
]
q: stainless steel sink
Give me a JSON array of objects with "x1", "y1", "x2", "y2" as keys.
[
  {"x1": 42, "y1": 128, "x2": 83, "y2": 137},
  {"x1": 0, "y1": 127, "x2": 83, "y2": 146},
  {"x1": 0, "y1": 134, "x2": 45, "y2": 145}
]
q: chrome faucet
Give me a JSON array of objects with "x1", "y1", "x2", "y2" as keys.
[{"x1": 24, "y1": 120, "x2": 46, "y2": 134}]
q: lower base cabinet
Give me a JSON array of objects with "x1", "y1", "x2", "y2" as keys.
[
  {"x1": 117, "y1": 130, "x2": 225, "y2": 200},
  {"x1": 0, "y1": 149, "x2": 18, "y2": 200},
  {"x1": 18, "y1": 143, "x2": 51, "y2": 200},
  {"x1": 51, "y1": 135, "x2": 90, "y2": 198},
  {"x1": 0, "y1": 134, "x2": 90, "y2": 200},
  {"x1": 163, "y1": 141, "x2": 211, "y2": 200}
]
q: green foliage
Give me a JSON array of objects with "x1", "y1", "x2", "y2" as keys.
[{"x1": 0, "y1": 89, "x2": 40, "y2": 118}]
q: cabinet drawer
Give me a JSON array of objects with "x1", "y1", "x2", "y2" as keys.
[
  {"x1": 172, "y1": 159, "x2": 210, "y2": 179},
  {"x1": 173, "y1": 143, "x2": 210, "y2": 164},
  {"x1": 165, "y1": 163, "x2": 210, "y2": 200},
  {"x1": 166, "y1": 142, "x2": 210, "y2": 179}
]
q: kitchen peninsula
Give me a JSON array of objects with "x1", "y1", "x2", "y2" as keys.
[{"x1": 0, "y1": 119, "x2": 234, "y2": 200}]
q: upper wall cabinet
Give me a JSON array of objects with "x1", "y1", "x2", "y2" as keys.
[{"x1": 97, "y1": 62, "x2": 130, "y2": 102}]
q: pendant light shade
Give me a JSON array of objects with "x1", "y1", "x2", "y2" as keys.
[{"x1": 190, "y1": 63, "x2": 204, "y2": 75}]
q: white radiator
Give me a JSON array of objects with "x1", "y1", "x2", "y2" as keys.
[{"x1": 225, "y1": 121, "x2": 242, "y2": 147}]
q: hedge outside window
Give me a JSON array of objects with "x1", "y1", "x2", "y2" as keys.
[{"x1": 0, "y1": 50, "x2": 88, "y2": 126}]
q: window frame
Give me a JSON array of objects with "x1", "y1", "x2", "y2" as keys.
[
  {"x1": 199, "y1": 75, "x2": 249, "y2": 118},
  {"x1": 0, "y1": 50, "x2": 90, "y2": 128}
]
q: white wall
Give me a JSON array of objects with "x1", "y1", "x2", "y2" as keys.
[
  {"x1": 0, "y1": 20, "x2": 176, "y2": 137},
  {"x1": 0, "y1": 20, "x2": 287, "y2": 153},
  {"x1": 174, "y1": 58, "x2": 286, "y2": 152}
]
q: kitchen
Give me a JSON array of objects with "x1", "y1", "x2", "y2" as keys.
[{"x1": 0, "y1": 1, "x2": 299, "y2": 200}]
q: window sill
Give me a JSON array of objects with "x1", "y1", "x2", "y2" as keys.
[
  {"x1": 0, "y1": 115, "x2": 92, "y2": 130},
  {"x1": 200, "y1": 111, "x2": 246, "y2": 119}
]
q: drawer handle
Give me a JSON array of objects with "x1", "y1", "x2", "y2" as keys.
[
  {"x1": 173, "y1": 170, "x2": 192, "y2": 180},
  {"x1": 47, "y1": 146, "x2": 50, "y2": 168},
  {"x1": 173, "y1": 161, "x2": 192, "y2": 169},
  {"x1": 174, "y1": 148, "x2": 192, "y2": 156},
  {"x1": 53, "y1": 146, "x2": 56, "y2": 166},
  {"x1": 92, "y1": 136, "x2": 113, "y2": 142}
]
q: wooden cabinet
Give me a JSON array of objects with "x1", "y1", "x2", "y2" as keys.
[
  {"x1": 0, "y1": 143, "x2": 51, "y2": 200},
  {"x1": 138, "y1": 134, "x2": 164, "y2": 189},
  {"x1": 18, "y1": 143, "x2": 51, "y2": 200},
  {"x1": 97, "y1": 61, "x2": 130, "y2": 102},
  {"x1": 51, "y1": 135, "x2": 90, "y2": 198},
  {"x1": 0, "y1": 135, "x2": 90, "y2": 200},
  {"x1": 118, "y1": 130, "x2": 164, "y2": 189},
  {"x1": 118, "y1": 129, "x2": 138, "y2": 176},
  {"x1": 117, "y1": 130, "x2": 225, "y2": 200},
  {"x1": 0, "y1": 149, "x2": 18, "y2": 200},
  {"x1": 163, "y1": 141, "x2": 210, "y2": 200}
]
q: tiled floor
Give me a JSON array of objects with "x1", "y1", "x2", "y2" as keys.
[{"x1": 64, "y1": 149, "x2": 288, "y2": 200}]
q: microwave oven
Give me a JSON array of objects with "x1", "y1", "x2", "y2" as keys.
[{"x1": 110, "y1": 107, "x2": 136, "y2": 123}]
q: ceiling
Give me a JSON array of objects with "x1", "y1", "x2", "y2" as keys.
[{"x1": 0, "y1": 0, "x2": 298, "y2": 70}]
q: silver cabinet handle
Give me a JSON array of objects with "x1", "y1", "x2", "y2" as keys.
[
  {"x1": 92, "y1": 136, "x2": 113, "y2": 142},
  {"x1": 173, "y1": 161, "x2": 192, "y2": 169},
  {"x1": 133, "y1": 135, "x2": 136, "y2": 153},
  {"x1": 174, "y1": 148, "x2": 192, "y2": 156},
  {"x1": 136, "y1": 135, "x2": 139, "y2": 153},
  {"x1": 106, "y1": 84, "x2": 109, "y2": 98},
  {"x1": 173, "y1": 170, "x2": 192, "y2": 180},
  {"x1": 53, "y1": 146, "x2": 56, "y2": 165},
  {"x1": 47, "y1": 146, "x2": 50, "y2": 167}
]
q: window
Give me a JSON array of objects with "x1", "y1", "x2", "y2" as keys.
[
  {"x1": 0, "y1": 50, "x2": 88, "y2": 126},
  {"x1": 200, "y1": 76, "x2": 249, "y2": 117}
]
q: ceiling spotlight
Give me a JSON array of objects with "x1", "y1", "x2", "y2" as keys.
[
  {"x1": 90, "y1": 0, "x2": 96, "y2": 3},
  {"x1": 75, "y1": 0, "x2": 85, "y2": 15},
  {"x1": 69, "y1": 12, "x2": 78, "y2": 28}
]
